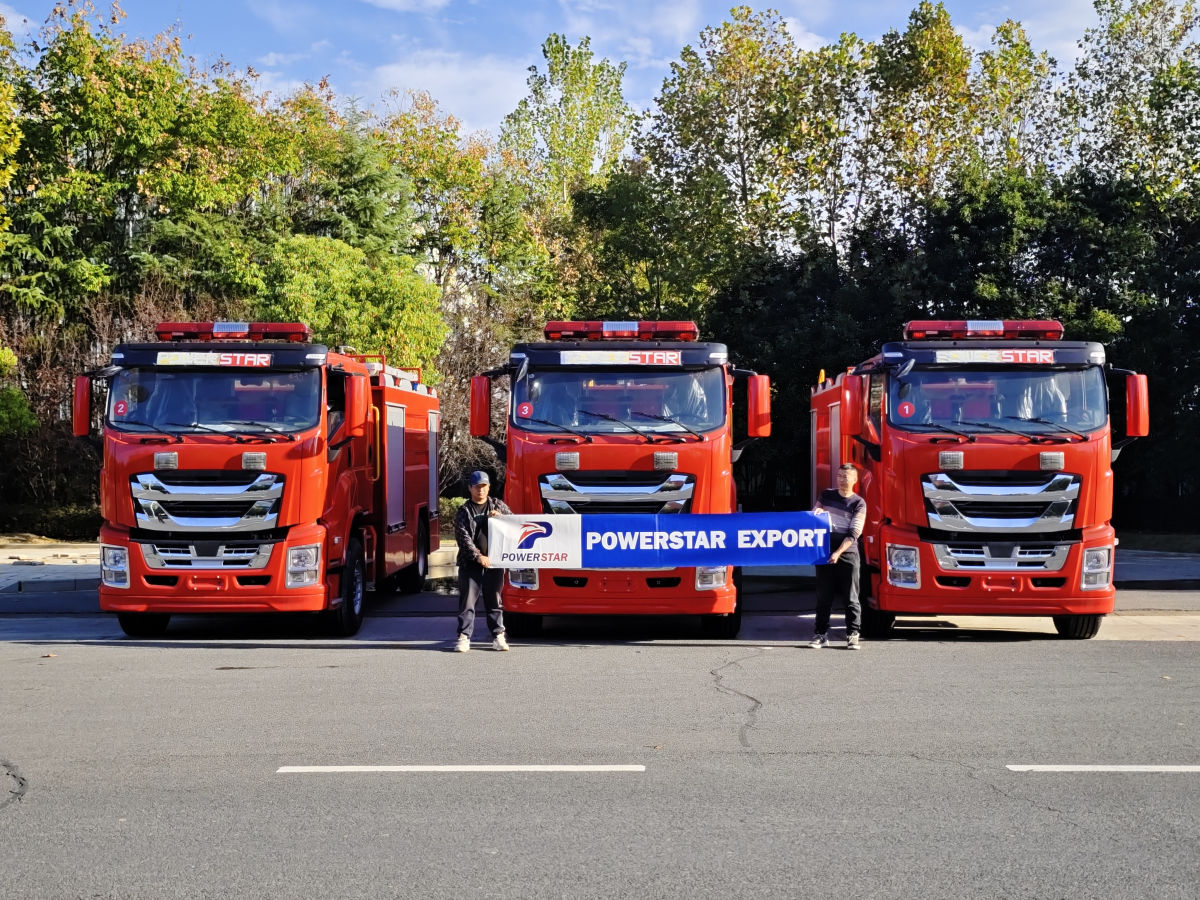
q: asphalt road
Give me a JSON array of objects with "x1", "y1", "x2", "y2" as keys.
[{"x1": 2, "y1": 608, "x2": 1199, "y2": 899}]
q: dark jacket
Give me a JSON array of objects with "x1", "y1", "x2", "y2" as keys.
[{"x1": 453, "y1": 495, "x2": 512, "y2": 568}]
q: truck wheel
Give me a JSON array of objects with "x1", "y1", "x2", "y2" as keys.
[
  {"x1": 701, "y1": 605, "x2": 742, "y2": 639},
  {"x1": 861, "y1": 605, "x2": 896, "y2": 639},
  {"x1": 397, "y1": 521, "x2": 428, "y2": 595},
  {"x1": 504, "y1": 611, "x2": 542, "y2": 638},
  {"x1": 1052, "y1": 614, "x2": 1102, "y2": 639},
  {"x1": 117, "y1": 612, "x2": 171, "y2": 638},
  {"x1": 327, "y1": 539, "x2": 365, "y2": 637},
  {"x1": 701, "y1": 572, "x2": 742, "y2": 639}
]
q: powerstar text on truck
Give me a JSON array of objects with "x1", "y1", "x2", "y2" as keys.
[
  {"x1": 810, "y1": 319, "x2": 1149, "y2": 639},
  {"x1": 470, "y1": 320, "x2": 771, "y2": 637},
  {"x1": 74, "y1": 321, "x2": 440, "y2": 638}
]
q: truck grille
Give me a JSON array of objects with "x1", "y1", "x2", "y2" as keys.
[
  {"x1": 930, "y1": 540, "x2": 1071, "y2": 572},
  {"x1": 140, "y1": 539, "x2": 275, "y2": 570},
  {"x1": 130, "y1": 470, "x2": 284, "y2": 532},
  {"x1": 539, "y1": 470, "x2": 694, "y2": 515},
  {"x1": 922, "y1": 470, "x2": 1080, "y2": 534}
]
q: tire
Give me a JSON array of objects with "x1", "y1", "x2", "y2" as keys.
[
  {"x1": 117, "y1": 612, "x2": 171, "y2": 639},
  {"x1": 701, "y1": 570, "x2": 742, "y2": 639},
  {"x1": 504, "y1": 611, "x2": 543, "y2": 638},
  {"x1": 860, "y1": 605, "x2": 896, "y2": 640},
  {"x1": 327, "y1": 538, "x2": 365, "y2": 637},
  {"x1": 397, "y1": 520, "x2": 428, "y2": 595},
  {"x1": 1053, "y1": 614, "x2": 1102, "y2": 639}
]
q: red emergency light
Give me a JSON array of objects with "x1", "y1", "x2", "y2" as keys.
[
  {"x1": 154, "y1": 322, "x2": 314, "y2": 343},
  {"x1": 903, "y1": 319, "x2": 1063, "y2": 341},
  {"x1": 543, "y1": 320, "x2": 699, "y2": 342}
]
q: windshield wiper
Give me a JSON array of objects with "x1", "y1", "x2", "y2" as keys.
[
  {"x1": 629, "y1": 410, "x2": 702, "y2": 441},
  {"x1": 226, "y1": 419, "x2": 297, "y2": 442},
  {"x1": 166, "y1": 421, "x2": 249, "y2": 443},
  {"x1": 907, "y1": 422, "x2": 975, "y2": 443},
  {"x1": 576, "y1": 408, "x2": 657, "y2": 443},
  {"x1": 1004, "y1": 415, "x2": 1085, "y2": 441},
  {"x1": 521, "y1": 416, "x2": 592, "y2": 443},
  {"x1": 113, "y1": 418, "x2": 182, "y2": 443},
  {"x1": 955, "y1": 419, "x2": 1058, "y2": 444}
]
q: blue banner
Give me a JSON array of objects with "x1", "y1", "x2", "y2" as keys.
[{"x1": 488, "y1": 512, "x2": 831, "y2": 569}]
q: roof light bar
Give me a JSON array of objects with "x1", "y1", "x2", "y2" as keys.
[
  {"x1": 543, "y1": 320, "x2": 699, "y2": 342},
  {"x1": 154, "y1": 322, "x2": 314, "y2": 343},
  {"x1": 903, "y1": 320, "x2": 1063, "y2": 341}
]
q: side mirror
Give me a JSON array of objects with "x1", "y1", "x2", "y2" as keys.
[
  {"x1": 346, "y1": 374, "x2": 369, "y2": 439},
  {"x1": 841, "y1": 374, "x2": 864, "y2": 438},
  {"x1": 747, "y1": 375, "x2": 771, "y2": 438},
  {"x1": 1125, "y1": 373, "x2": 1149, "y2": 438},
  {"x1": 73, "y1": 376, "x2": 92, "y2": 437},
  {"x1": 470, "y1": 375, "x2": 492, "y2": 438}
]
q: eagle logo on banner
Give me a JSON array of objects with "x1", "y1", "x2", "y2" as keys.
[{"x1": 517, "y1": 521, "x2": 554, "y2": 549}]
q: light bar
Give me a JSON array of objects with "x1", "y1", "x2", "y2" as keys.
[
  {"x1": 154, "y1": 322, "x2": 314, "y2": 343},
  {"x1": 903, "y1": 320, "x2": 1063, "y2": 341},
  {"x1": 543, "y1": 320, "x2": 699, "y2": 342}
]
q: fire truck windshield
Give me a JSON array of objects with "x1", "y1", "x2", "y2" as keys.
[
  {"x1": 511, "y1": 368, "x2": 725, "y2": 435},
  {"x1": 107, "y1": 368, "x2": 321, "y2": 434},
  {"x1": 887, "y1": 367, "x2": 1107, "y2": 435}
]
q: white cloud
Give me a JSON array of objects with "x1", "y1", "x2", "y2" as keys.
[
  {"x1": 0, "y1": 3, "x2": 37, "y2": 39},
  {"x1": 358, "y1": 49, "x2": 534, "y2": 136},
  {"x1": 557, "y1": 0, "x2": 703, "y2": 50},
  {"x1": 784, "y1": 17, "x2": 828, "y2": 52},
  {"x1": 259, "y1": 51, "x2": 308, "y2": 67},
  {"x1": 360, "y1": 0, "x2": 453, "y2": 11}
]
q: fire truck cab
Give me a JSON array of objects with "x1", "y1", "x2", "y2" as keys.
[
  {"x1": 811, "y1": 319, "x2": 1149, "y2": 639},
  {"x1": 470, "y1": 320, "x2": 771, "y2": 637},
  {"x1": 75, "y1": 321, "x2": 440, "y2": 637}
]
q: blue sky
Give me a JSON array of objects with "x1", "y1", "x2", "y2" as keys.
[{"x1": 2, "y1": 1, "x2": 1101, "y2": 137}]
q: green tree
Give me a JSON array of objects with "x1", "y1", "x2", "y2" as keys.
[
  {"x1": 500, "y1": 34, "x2": 635, "y2": 223},
  {"x1": 256, "y1": 234, "x2": 445, "y2": 377}
]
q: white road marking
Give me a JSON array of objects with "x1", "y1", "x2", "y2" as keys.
[
  {"x1": 1007, "y1": 765, "x2": 1200, "y2": 773},
  {"x1": 277, "y1": 764, "x2": 646, "y2": 773}
]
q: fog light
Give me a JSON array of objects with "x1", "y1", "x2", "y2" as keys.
[
  {"x1": 286, "y1": 543, "x2": 322, "y2": 588},
  {"x1": 886, "y1": 543, "x2": 920, "y2": 589},
  {"x1": 509, "y1": 568, "x2": 538, "y2": 589},
  {"x1": 695, "y1": 566, "x2": 727, "y2": 590},
  {"x1": 100, "y1": 544, "x2": 130, "y2": 589}
]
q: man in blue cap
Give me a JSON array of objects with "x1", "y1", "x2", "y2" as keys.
[{"x1": 452, "y1": 470, "x2": 512, "y2": 651}]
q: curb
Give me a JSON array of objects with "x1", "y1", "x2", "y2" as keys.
[{"x1": 0, "y1": 577, "x2": 102, "y2": 594}]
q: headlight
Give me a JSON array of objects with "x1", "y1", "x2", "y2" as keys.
[
  {"x1": 508, "y1": 568, "x2": 538, "y2": 589},
  {"x1": 286, "y1": 544, "x2": 322, "y2": 588},
  {"x1": 1081, "y1": 546, "x2": 1113, "y2": 590},
  {"x1": 695, "y1": 566, "x2": 727, "y2": 590},
  {"x1": 100, "y1": 544, "x2": 129, "y2": 589},
  {"x1": 886, "y1": 543, "x2": 920, "y2": 589}
]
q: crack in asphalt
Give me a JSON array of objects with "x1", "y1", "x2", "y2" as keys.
[
  {"x1": 1, "y1": 760, "x2": 27, "y2": 811},
  {"x1": 711, "y1": 650, "x2": 767, "y2": 751}
]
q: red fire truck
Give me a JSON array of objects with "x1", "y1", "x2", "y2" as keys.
[
  {"x1": 810, "y1": 319, "x2": 1149, "y2": 639},
  {"x1": 469, "y1": 320, "x2": 771, "y2": 637},
  {"x1": 74, "y1": 321, "x2": 440, "y2": 637}
]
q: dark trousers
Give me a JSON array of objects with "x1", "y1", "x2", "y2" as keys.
[
  {"x1": 815, "y1": 555, "x2": 861, "y2": 636},
  {"x1": 457, "y1": 566, "x2": 505, "y2": 637}
]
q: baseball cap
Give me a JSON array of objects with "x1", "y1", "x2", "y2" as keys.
[{"x1": 468, "y1": 471, "x2": 490, "y2": 487}]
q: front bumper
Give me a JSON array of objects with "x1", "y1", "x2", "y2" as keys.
[
  {"x1": 97, "y1": 523, "x2": 331, "y2": 614},
  {"x1": 874, "y1": 524, "x2": 1116, "y2": 616}
]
